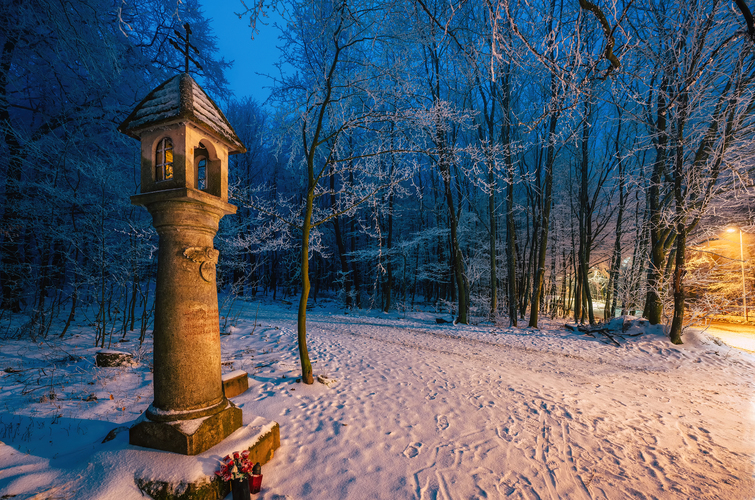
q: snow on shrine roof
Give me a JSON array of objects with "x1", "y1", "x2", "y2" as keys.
[{"x1": 118, "y1": 73, "x2": 246, "y2": 154}]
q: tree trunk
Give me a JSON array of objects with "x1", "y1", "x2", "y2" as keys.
[
  {"x1": 505, "y1": 154, "x2": 517, "y2": 326},
  {"x1": 476, "y1": 73, "x2": 499, "y2": 320},
  {"x1": 383, "y1": 187, "x2": 394, "y2": 313},
  {"x1": 644, "y1": 229, "x2": 665, "y2": 324},
  {"x1": 529, "y1": 108, "x2": 559, "y2": 328},
  {"x1": 643, "y1": 78, "x2": 668, "y2": 325},
  {"x1": 488, "y1": 165, "x2": 497, "y2": 318},
  {"x1": 669, "y1": 226, "x2": 685, "y2": 344},
  {"x1": 60, "y1": 244, "x2": 81, "y2": 338},
  {"x1": 297, "y1": 187, "x2": 315, "y2": 385},
  {"x1": 500, "y1": 44, "x2": 517, "y2": 326},
  {"x1": 669, "y1": 93, "x2": 690, "y2": 345},
  {"x1": 605, "y1": 109, "x2": 625, "y2": 320},
  {"x1": 505, "y1": 179, "x2": 517, "y2": 326},
  {"x1": 330, "y1": 167, "x2": 352, "y2": 307},
  {"x1": 444, "y1": 169, "x2": 468, "y2": 324},
  {"x1": 349, "y1": 170, "x2": 361, "y2": 308},
  {"x1": 520, "y1": 212, "x2": 535, "y2": 318},
  {"x1": 436, "y1": 114, "x2": 467, "y2": 322},
  {"x1": 574, "y1": 260, "x2": 583, "y2": 323},
  {"x1": 578, "y1": 102, "x2": 596, "y2": 325}
]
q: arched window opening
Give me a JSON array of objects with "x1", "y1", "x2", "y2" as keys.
[
  {"x1": 197, "y1": 158, "x2": 207, "y2": 190},
  {"x1": 156, "y1": 137, "x2": 174, "y2": 182},
  {"x1": 195, "y1": 146, "x2": 209, "y2": 191}
]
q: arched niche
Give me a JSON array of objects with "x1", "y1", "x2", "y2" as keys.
[{"x1": 194, "y1": 139, "x2": 222, "y2": 197}]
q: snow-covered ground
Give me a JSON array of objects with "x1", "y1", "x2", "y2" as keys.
[{"x1": 1, "y1": 300, "x2": 754, "y2": 499}]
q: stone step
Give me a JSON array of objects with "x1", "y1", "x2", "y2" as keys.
[
  {"x1": 222, "y1": 370, "x2": 249, "y2": 398},
  {"x1": 133, "y1": 415, "x2": 280, "y2": 500}
]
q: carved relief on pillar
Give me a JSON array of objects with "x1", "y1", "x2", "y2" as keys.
[{"x1": 183, "y1": 246, "x2": 219, "y2": 282}]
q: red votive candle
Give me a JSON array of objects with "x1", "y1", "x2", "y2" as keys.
[{"x1": 249, "y1": 462, "x2": 263, "y2": 493}]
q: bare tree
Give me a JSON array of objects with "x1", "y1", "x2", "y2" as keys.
[{"x1": 248, "y1": 0, "x2": 416, "y2": 383}]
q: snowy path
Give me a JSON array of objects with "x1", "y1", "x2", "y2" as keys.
[{"x1": 234, "y1": 308, "x2": 755, "y2": 500}]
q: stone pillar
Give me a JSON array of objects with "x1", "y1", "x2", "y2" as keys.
[{"x1": 129, "y1": 188, "x2": 242, "y2": 455}]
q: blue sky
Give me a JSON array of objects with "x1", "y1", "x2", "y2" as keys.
[{"x1": 198, "y1": 0, "x2": 283, "y2": 102}]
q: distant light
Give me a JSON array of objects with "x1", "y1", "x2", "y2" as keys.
[{"x1": 727, "y1": 227, "x2": 737, "y2": 233}]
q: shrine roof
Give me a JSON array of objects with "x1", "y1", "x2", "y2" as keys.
[{"x1": 118, "y1": 73, "x2": 246, "y2": 154}]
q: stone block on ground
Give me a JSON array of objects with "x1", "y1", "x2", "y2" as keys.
[
  {"x1": 132, "y1": 415, "x2": 280, "y2": 500},
  {"x1": 95, "y1": 350, "x2": 135, "y2": 367},
  {"x1": 222, "y1": 370, "x2": 249, "y2": 398}
]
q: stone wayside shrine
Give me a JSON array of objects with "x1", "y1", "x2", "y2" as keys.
[{"x1": 118, "y1": 69, "x2": 279, "y2": 497}]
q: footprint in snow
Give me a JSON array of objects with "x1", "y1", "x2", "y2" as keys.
[
  {"x1": 436, "y1": 415, "x2": 449, "y2": 431},
  {"x1": 403, "y1": 442, "x2": 422, "y2": 458}
]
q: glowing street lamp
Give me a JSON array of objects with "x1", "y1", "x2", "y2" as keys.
[{"x1": 726, "y1": 227, "x2": 748, "y2": 321}]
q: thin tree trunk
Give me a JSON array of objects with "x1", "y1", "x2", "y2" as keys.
[
  {"x1": 499, "y1": 47, "x2": 518, "y2": 326},
  {"x1": 505, "y1": 178, "x2": 517, "y2": 325},
  {"x1": 139, "y1": 268, "x2": 153, "y2": 345},
  {"x1": 383, "y1": 146, "x2": 396, "y2": 313},
  {"x1": 443, "y1": 166, "x2": 467, "y2": 324},
  {"x1": 670, "y1": 227, "x2": 685, "y2": 344},
  {"x1": 529, "y1": 0, "x2": 560, "y2": 328},
  {"x1": 383, "y1": 187, "x2": 394, "y2": 313},
  {"x1": 476, "y1": 73, "x2": 499, "y2": 319},
  {"x1": 644, "y1": 78, "x2": 668, "y2": 325},
  {"x1": 349, "y1": 170, "x2": 361, "y2": 308},
  {"x1": 60, "y1": 287, "x2": 77, "y2": 338},
  {"x1": 437, "y1": 124, "x2": 466, "y2": 322},
  {"x1": 606, "y1": 109, "x2": 625, "y2": 320},
  {"x1": 530, "y1": 108, "x2": 559, "y2": 328},
  {"x1": 578, "y1": 101, "x2": 596, "y2": 325},
  {"x1": 330, "y1": 166, "x2": 352, "y2": 307},
  {"x1": 297, "y1": 186, "x2": 315, "y2": 384},
  {"x1": 574, "y1": 260, "x2": 583, "y2": 323},
  {"x1": 129, "y1": 274, "x2": 139, "y2": 332},
  {"x1": 488, "y1": 165, "x2": 497, "y2": 318},
  {"x1": 669, "y1": 94, "x2": 689, "y2": 345}
]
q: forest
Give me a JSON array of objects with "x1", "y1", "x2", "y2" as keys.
[{"x1": 1, "y1": 0, "x2": 754, "y2": 357}]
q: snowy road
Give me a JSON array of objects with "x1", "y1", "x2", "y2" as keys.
[
  {"x1": 699, "y1": 321, "x2": 755, "y2": 354},
  {"x1": 237, "y1": 307, "x2": 755, "y2": 500}
]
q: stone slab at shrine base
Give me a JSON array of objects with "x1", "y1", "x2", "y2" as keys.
[
  {"x1": 130, "y1": 402, "x2": 242, "y2": 456},
  {"x1": 132, "y1": 415, "x2": 280, "y2": 500},
  {"x1": 222, "y1": 370, "x2": 250, "y2": 399}
]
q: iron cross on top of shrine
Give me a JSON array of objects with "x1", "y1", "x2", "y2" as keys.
[{"x1": 169, "y1": 23, "x2": 203, "y2": 74}]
